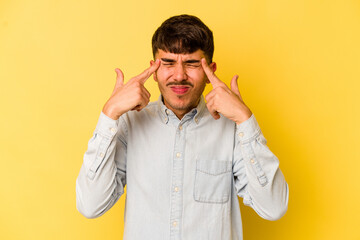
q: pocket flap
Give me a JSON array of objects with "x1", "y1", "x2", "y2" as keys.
[{"x1": 196, "y1": 160, "x2": 232, "y2": 175}]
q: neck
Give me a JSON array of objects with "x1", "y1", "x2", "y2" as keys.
[
  {"x1": 162, "y1": 97, "x2": 200, "y2": 120},
  {"x1": 173, "y1": 110, "x2": 189, "y2": 120}
]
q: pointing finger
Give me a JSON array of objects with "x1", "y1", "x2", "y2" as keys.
[
  {"x1": 132, "y1": 59, "x2": 160, "y2": 84},
  {"x1": 201, "y1": 58, "x2": 222, "y2": 87}
]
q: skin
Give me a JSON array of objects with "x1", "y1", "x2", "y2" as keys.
[
  {"x1": 150, "y1": 49, "x2": 215, "y2": 119},
  {"x1": 102, "y1": 49, "x2": 252, "y2": 124},
  {"x1": 200, "y1": 58, "x2": 253, "y2": 124},
  {"x1": 102, "y1": 59, "x2": 161, "y2": 120}
]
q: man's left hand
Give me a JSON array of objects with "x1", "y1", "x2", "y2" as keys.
[{"x1": 201, "y1": 58, "x2": 253, "y2": 125}]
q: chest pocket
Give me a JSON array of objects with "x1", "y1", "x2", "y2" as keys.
[{"x1": 194, "y1": 159, "x2": 232, "y2": 204}]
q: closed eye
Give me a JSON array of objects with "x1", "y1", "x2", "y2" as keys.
[
  {"x1": 161, "y1": 58, "x2": 176, "y2": 66},
  {"x1": 185, "y1": 63, "x2": 201, "y2": 68}
]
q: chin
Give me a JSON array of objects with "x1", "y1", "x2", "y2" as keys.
[
  {"x1": 173, "y1": 99, "x2": 199, "y2": 111},
  {"x1": 169, "y1": 102, "x2": 189, "y2": 111}
]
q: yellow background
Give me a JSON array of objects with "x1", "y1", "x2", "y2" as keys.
[{"x1": 1, "y1": 0, "x2": 359, "y2": 239}]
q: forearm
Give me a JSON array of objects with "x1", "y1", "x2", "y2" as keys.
[
  {"x1": 234, "y1": 114, "x2": 289, "y2": 220},
  {"x1": 76, "y1": 112, "x2": 126, "y2": 218}
]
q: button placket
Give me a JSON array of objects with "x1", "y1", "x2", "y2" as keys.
[{"x1": 170, "y1": 120, "x2": 185, "y2": 239}]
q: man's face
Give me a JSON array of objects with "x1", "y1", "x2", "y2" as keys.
[{"x1": 151, "y1": 49, "x2": 216, "y2": 118}]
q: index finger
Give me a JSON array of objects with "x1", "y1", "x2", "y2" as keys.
[
  {"x1": 201, "y1": 58, "x2": 222, "y2": 87},
  {"x1": 132, "y1": 59, "x2": 160, "y2": 84}
]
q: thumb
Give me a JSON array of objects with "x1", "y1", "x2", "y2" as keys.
[
  {"x1": 230, "y1": 75, "x2": 243, "y2": 101},
  {"x1": 114, "y1": 68, "x2": 124, "y2": 91}
]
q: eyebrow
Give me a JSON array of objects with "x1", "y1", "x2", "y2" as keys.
[
  {"x1": 185, "y1": 60, "x2": 201, "y2": 64},
  {"x1": 160, "y1": 58, "x2": 201, "y2": 64},
  {"x1": 160, "y1": 58, "x2": 176, "y2": 63}
]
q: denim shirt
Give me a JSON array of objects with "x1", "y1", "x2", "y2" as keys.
[{"x1": 76, "y1": 95, "x2": 289, "y2": 240}]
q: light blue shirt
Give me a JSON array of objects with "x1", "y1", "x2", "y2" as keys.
[{"x1": 76, "y1": 96, "x2": 289, "y2": 240}]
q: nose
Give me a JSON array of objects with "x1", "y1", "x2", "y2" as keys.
[{"x1": 173, "y1": 63, "x2": 188, "y2": 81}]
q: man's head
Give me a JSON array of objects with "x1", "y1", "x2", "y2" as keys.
[
  {"x1": 151, "y1": 15, "x2": 216, "y2": 119},
  {"x1": 152, "y1": 14, "x2": 214, "y2": 63}
]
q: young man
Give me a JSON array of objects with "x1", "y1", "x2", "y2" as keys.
[{"x1": 76, "y1": 14, "x2": 289, "y2": 239}]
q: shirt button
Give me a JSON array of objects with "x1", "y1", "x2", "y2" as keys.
[
  {"x1": 176, "y1": 152, "x2": 181, "y2": 158},
  {"x1": 110, "y1": 128, "x2": 116, "y2": 133},
  {"x1": 165, "y1": 109, "x2": 169, "y2": 114},
  {"x1": 172, "y1": 221, "x2": 177, "y2": 227},
  {"x1": 250, "y1": 159, "x2": 255, "y2": 164},
  {"x1": 164, "y1": 117, "x2": 168, "y2": 122},
  {"x1": 174, "y1": 187, "x2": 179, "y2": 192},
  {"x1": 179, "y1": 125, "x2": 183, "y2": 130},
  {"x1": 238, "y1": 132, "x2": 244, "y2": 137},
  {"x1": 99, "y1": 152, "x2": 104, "y2": 158},
  {"x1": 195, "y1": 118, "x2": 198, "y2": 123}
]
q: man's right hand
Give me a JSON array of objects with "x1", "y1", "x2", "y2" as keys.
[{"x1": 102, "y1": 59, "x2": 160, "y2": 120}]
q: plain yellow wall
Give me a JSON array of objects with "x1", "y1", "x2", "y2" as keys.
[{"x1": 1, "y1": 0, "x2": 359, "y2": 239}]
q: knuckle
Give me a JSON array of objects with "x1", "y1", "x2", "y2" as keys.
[
  {"x1": 219, "y1": 86, "x2": 227, "y2": 93},
  {"x1": 135, "y1": 95, "x2": 142, "y2": 102},
  {"x1": 205, "y1": 94, "x2": 211, "y2": 102},
  {"x1": 133, "y1": 89, "x2": 141, "y2": 96},
  {"x1": 206, "y1": 103, "x2": 211, "y2": 110},
  {"x1": 213, "y1": 87, "x2": 221, "y2": 94},
  {"x1": 218, "y1": 82, "x2": 226, "y2": 88}
]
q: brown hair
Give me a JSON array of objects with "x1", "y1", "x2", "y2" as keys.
[{"x1": 152, "y1": 14, "x2": 214, "y2": 62}]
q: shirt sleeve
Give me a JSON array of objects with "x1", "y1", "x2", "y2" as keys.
[
  {"x1": 233, "y1": 114, "x2": 289, "y2": 220},
  {"x1": 76, "y1": 111, "x2": 127, "y2": 218}
]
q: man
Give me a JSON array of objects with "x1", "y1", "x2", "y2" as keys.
[{"x1": 76, "y1": 14, "x2": 289, "y2": 239}]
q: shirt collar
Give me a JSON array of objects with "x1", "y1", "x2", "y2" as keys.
[{"x1": 157, "y1": 95, "x2": 206, "y2": 125}]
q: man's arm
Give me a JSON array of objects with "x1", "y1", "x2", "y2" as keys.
[
  {"x1": 233, "y1": 115, "x2": 289, "y2": 220},
  {"x1": 76, "y1": 61, "x2": 160, "y2": 218},
  {"x1": 76, "y1": 113, "x2": 126, "y2": 218},
  {"x1": 201, "y1": 58, "x2": 289, "y2": 220}
]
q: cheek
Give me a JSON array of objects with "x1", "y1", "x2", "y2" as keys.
[
  {"x1": 186, "y1": 68, "x2": 205, "y2": 81},
  {"x1": 156, "y1": 67, "x2": 172, "y2": 82}
]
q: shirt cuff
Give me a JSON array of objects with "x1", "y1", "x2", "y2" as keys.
[
  {"x1": 235, "y1": 114, "x2": 261, "y2": 142},
  {"x1": 94, "y1": 111, "x2": 119, "y2": 139}
]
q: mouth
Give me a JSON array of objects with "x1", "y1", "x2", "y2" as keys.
[{"x1": 170, "y1": 86, "x2": 190, "y2": 95}]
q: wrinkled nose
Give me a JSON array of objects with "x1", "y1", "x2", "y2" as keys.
[{"x1": 173, "y1": 64, "x2": 188, "y2": 81}]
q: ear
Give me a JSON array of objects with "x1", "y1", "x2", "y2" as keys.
[
  {"x1": 150, "y1": 60, "x2": 158, "y2": 82},
  {"x1": 210, "y1": 62, "x2": 217, "y2": 72},
  {"x1": 205, "y1": 62, "x2": 217, "y2": 84}
]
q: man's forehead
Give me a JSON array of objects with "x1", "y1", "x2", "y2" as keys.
[{"x1": 155, "y1": 49, "x2": 205, "y2": 60}]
